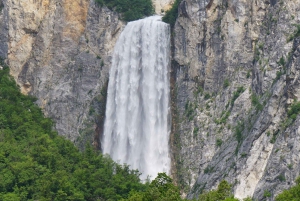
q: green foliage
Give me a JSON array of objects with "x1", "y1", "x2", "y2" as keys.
[
  {"x1": 243, "y1": 197, "x2": 254, "y2": 201},
  {"x1": 204, "y1": 93, "x2": 211, "y2": 100},
  {"x1": 251, "y1": 93, "x2": 263, "y2": 111},
  {"x1": 276, "y1": 177, "x2": 300, "y2": 201},
  {"x1": 215, "y1": 111, "x2": 231, "y2": 125},
  {"x1": 234, "y1": 121, "x2": 245, "y2": 154},
  {"x1": 95, "y1": 0, "x2": 154, "y2": 22},
  {"x1": 124, "y1": 173, "x2": 182, "y2": 201},
  {"x1": 216, "y1": 139, "x2": 223, "y2": 147},
  {"x1": 278, "y1": 174, "x2": 286, "y2": 182},
  {"x1": 95, "y1": 0, "x2": 104, "y2": 6},
  {"x1": 270, "y1": 129, "x2": 280, "y2": 144},
  {"x1": 185, "y1": 101, "x2": 196, "y2": 121},
  {"x1": 198, "y1": 180, "x2": 238, "y2": 201},
  {"x1": 204, "y1": 166, "x2": 214, "y2": 174},
  {"x1": 231, "y1": 86, "x2": 245, "y2": 107},
  {"x1": 253, "y1": 46, "x2": 260, "y2": 64},
  {"x1": 162, "y1": 0, "x2": 181, "y2": 28},
  {"x1": 193, "y1": 127, "x2": 199, "y2": 138},
  {"x1": 258, "y1": 43, "x2": 264, "y2": 50},
  {"x1": 287, "y1": 24, "x2": 300, "y2": 42},
  {"x1": 194, "y1": 86, "x2": 204, "y2": 97},
  {"x1": 246, "y1": 70, "x2": 251, "y2": 79},
  {"x1": 275, "y1": 70, "x2": 284, "y2": 82},
  {"x1": 277, "y1": 56, "x2": 285, "y2": 67},
  {"x1": 223, "y1": 79, "x2": 230, "y2": 88},
  {"x1": 0, "y1": 65, "x2": 146, "y2": 200},
  {"x1": 263, "y1": 190, "x2": 271, "y2": 198},
  {"x1": 241, "y1": 153, "x2": 247, "y2": 158},
  {"x1": 287, "y1": 101, "x2": 300, "y2": 122}
]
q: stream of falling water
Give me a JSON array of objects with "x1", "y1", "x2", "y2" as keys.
[{"x1": 102, "y1": 16, "x2": 171, "y2": 180}]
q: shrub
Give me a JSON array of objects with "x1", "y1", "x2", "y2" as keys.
[
  {"x1": 96, "y1": 0, "x2": 154, "y2": 22},
  {"x1": 198, "y1": 180, "x2": 239, "y2": 201},
  {"x1": 235, "y1": 121, "x2": 244, "y2": 144},
  {"x1": 287, "y1": 101, "x2": 300, "y2": 121},
  {"x1": 204, "y1": 93, "x2": 211, "y2": 100},
  {"x1": 278, "y1": 174, "x2": 286, "y2": 182},
  {"x1": 204, "y1": 166, "x2": 214, "y2": 174},
  {"x1": 223, "y1": 79, "x2": 230, "y2": 88},
  {"x1": 185, "y1": 101, "x2": 195, "y2": 121},
  {"x1": 264, "y1": 190, "x2": 271, "y2": 198},
  {"x1": 251, "y1": 94, "x2": 263, "y2": 111},
  {"x1": 231, "y1": 86, "x2": 245, "y2": 107},
  {"x1": 215, "y1": 111, "x2": 230, "y2": 124},
  {"x1": 246, "y1": 70, "x2": 251, "y2": 78},
  {"x1": 276, "y1": 177, "x2": 300, "y2": 200},
  {"x1": 193, "y1": 127, "x2": 199, "y2": 137},
  {"x1": 162, "y1": 0, "x2": 181, "y2": 28},
  {"x1": 287, "y1": 24, "x2": 300, "y2": 42},
  {"x1": 278, "y1": 56, "x2": 285, "y2": 67},
  {"x1": 216, "y1": 139, "x2": 223, "y2": 147}
]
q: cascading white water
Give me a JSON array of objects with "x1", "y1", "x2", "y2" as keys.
[{"x1": 102, "y1": 16, "x2": 171, "y2": 180}]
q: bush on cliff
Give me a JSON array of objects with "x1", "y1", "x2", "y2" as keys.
[
  {"x1": 95, "y1": 0, "x2": 154, "y2": 22},
  {"x1": 162, "y1": 0, "x2": 181, "y2": 28}
]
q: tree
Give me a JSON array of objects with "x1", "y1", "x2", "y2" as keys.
[
  {"x1": 198, "y1": 180, "x2": 238, "y2": 201},
  {"x1": 276, "y1": 177, "x2": 300, "y2": 201},
  {"x1": 124, "y1": 173, "x2": 183, "y2": 201}
]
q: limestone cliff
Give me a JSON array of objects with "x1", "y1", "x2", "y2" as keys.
[
  {"x1": 0, "y1": 0, "x2": 124, "y2": 148},
  {"x1": 153, "y1": 0, "x2": 175, "y2": 14},
  {"x1": 171, "y1": 0, "x2": 300, "y2": 200},
  {"x1": 0, "y1": 0, "x2": 176, "y2": 149}
]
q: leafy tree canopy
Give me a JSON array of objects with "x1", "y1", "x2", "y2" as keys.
[
  {"x1": 197, "y1": 180, "x2": 239, "y2": 201},
  {"x1": 0, "y1": 60, "x2": 145, "y2": 200},
  {"x1": 124, "y1": 173, "x2": 182, "y2": 201}
]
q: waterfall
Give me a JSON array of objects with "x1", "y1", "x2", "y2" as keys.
[{"x1": 102, "y1": 16, "x2": 171, "y2": 180}]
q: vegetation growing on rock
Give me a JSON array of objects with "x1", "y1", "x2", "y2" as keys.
[
  {"x1": 162, "y1": 0, "x2": 181, "y2": 28},
  {"x1": 276, "y1": 177, "x2": 300, "y2": 200},
  {"x1": 95, "y1": 0, "x2": 154, "y2": 22}
]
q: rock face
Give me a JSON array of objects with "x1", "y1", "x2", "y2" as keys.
[
  {"x1": 171, "y1": 0, "x2": 300, "y2": 200},
  {"x1": 0, "y1": 0, "x2": 124, "y2": 147},
  {"x1": 153, "y1": 0, "x2": 175, "y2": 15},
  {"x1": 0, "y1": 0, "x2": 8, "y2": 59}
]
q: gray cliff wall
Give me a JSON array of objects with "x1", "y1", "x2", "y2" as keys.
[
  {"x1": 171, "y1": 0, "x2": 300, "y2": 200},
  {"x1": 0, "y1": 0, "x2": 124, "y2": 148},
  {"x1": 0, "y1": 0, "x2": 8, "y2": 58}
]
